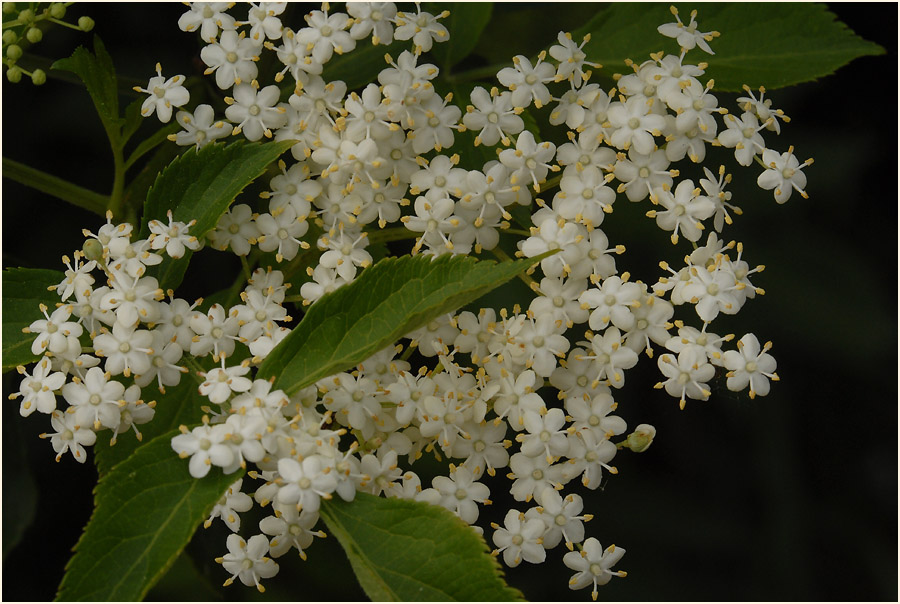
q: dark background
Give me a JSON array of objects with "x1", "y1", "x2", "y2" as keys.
[{"x1": 3, "y1": 3, "x2": 897, "y2": 601}]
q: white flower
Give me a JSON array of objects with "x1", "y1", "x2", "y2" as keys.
[
  {"x1": 606, "y1": 96, "x2": 666, "y2": 155},
  {"x1": 499, "y1": 131, "x2": 557, "y2": 192},
  {"x1": 549, "y1": 31, "x2": 600, "y2": 83},
  {"x1": 491, "y1": 509, "x2": 546, "y2": 567},
  {"x1": 657, "y1": 6, "x2": 719, "y2": 54},
  {"x1": 717, "y1": 111, "x2": 767, "y2": 166},
  {"x1": 205, "y1": 478, "x2": 254, "y2": 532},
  {"x1": 757, "y1": 146, "x2": 813, "y2": 203},
  {"x1": 92, "y1": 321, "x2": 154, "y2": 378},
  {"x1": 648, "y1": 179, "x2": 716, "y2": 244},
  {"x1": 462, "y1": 87, "x2": 524, "y2": 147},
  {"x1": 738, "y1": 85, "x2": 789, "y2": 134},
  {"x1": 497, "y1": 52, "x2": 555, "y2": 109},
  {"x1": 170, "y1": 104, "x2": 231, "y2": 148},
  {"x1": 133, "y1": 63, "x2": 189, "y2": 123},
  {"x1": 581, "y1": 327, "x2": 639, "y2": 389},
  {"x1": 198, "y1": 362, "x2": 253, "y2": 404},
  {"x1": 225, "y1": 83, "x2": 287, "y2": 141},
  {"x1": 429, "y1": 464, "x2": 491, "y2": 524},
  {"x1": 275, "y1": 456, "x2": 338, "y2": 514},
  {"x1": 655, "y1": 348, "x2": 715, "y2": 409},
  {"x1": 148, "y1": 210, "x2": 201, "y2": 259},
  {"x1": 25, "y1": 303, "x2": 82, "y2": 356},
  {"x1": 61, "y1": 366, "x2": 125, "y2": 431},
  {"x1": 40, "y1": 410, "x2": 97, "y2": 463},
  {"x1": 393, "y1": 5, "x2": 449, "y2": 54},
  {"x1": 201, "y1": 29, "x2": 261, "y2": 90},
  {"x1": 347, "y1": 2, "x2": 397, "y2": 45},
  {"x1": 246, "y1": 2, "x2": 286, "y2": 42},
  {"x1": 563, "y1": 538, "x2": 626, "y2": 599},
  {"x1": 171, "y1": 422, "x2": 235, "y2": 478},
  {"x1": 259, "y1": 507, "x2": 324, "y2": 559},
  {"x1": 297, "y1": 8, "x2": 355, "y2": 64},
  {"x1": 178, "y1": 2, "x2": 236, "y2": 42},
  {"x1": 578, "y1": 276, "x2": 642, "y2": 332},
  {"x1": 723, "y1": 333, "x2": 778, "y2": 398},
  {"x1": 12, "y1": 358, "x2": 65, "y2": 417},
  {"x1": 217, "y1": 534, "x2": 279, "y2": 592},
  {"x1": 208, "y1": 203, "x2": 260, "y2": 255}
]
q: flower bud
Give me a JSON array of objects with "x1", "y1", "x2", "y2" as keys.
[
  {"x1": 31, "y1": 68, "x2": 46, "y2": 85},
  {"x1": 82, "y1": 238, "x2": 104, "y2": 261},
  {"x1": 17, "y1": 8, "x2": 34, "y2": 23},
  {"x1": 2, "y1": 3, "x2": 16, "y2": 14},
  {"x1": 6, "y1": 65, "x2": 22, "y2": 83},
  {"x1": 26, "y1": 27, "x2": 42, "y2": 44},
  {"x1": 49, "y1": 3, "x2": 66, "y2": 18},
  {"x1": 2, "y1": 29, "x2": 17, "y2": 45},
  {"x1": 77, "y1": 16, "x2": 94, "y2": 32},
  {"x1": 6, "y1": 43, "x2": 22, "y2": 61},
  {"x1": 623, "y1": 424, "x2": 656, "y2": 452}
]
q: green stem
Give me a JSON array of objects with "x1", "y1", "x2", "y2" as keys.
[
  {"x1": 366, "y1": 226, "x2": 418, "y2": 246},
  {"x1": 490, "y1": 247, "x2": 539, "y2": 290},
  {"x1": 505, "y1": 228, "x2": 532, "y2": 237},
  {"x1": 108, "y1": 144, "x2": 126, "y2": 219},
  {"x1": 446, "y1": 62, "x2": 512, "y2": 83},
  {"x1": 3, "y1": 156, "x2": 108, "y2": 216}
]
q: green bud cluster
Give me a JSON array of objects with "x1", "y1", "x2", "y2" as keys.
[{"x1": 2, "y1": 2, "x2": 93, "y2": 85}]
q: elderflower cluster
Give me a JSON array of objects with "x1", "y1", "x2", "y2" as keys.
[{"x1": 12, "y1": 3, "x2": 808, "y2": 598}]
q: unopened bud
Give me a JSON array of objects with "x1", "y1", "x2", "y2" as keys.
[
  {"x1": 17, "y1": 7, "x2": 34, "y2": 22},
  {"x1": 2, "y1": 2, "x2": 16, "y2": 14},
  {"x1": 31, "y1": 68, "x2": 46, "y2": 85},
  {"x1": 6, "y1": 43, "x2": 22, "y2": 61},
  {"x1": 624, "y1": 424, "x2": 656, "y2": 452},
  {"x1": 82, "y1": 238, "x2": 104, "y2": 261},
  {"x1": 2, "y1": 29, "x2": 17, "y2": 45},
  {"x1": 6, "y1": 64, "x2": 22, "y2": 82},
  {"x1": 77, "y1": 16, "x2": 94, "y2": 32},
  {"x1": 26, "y1": 27, "x2": 42, "y2": 44},
  {"x1": 49, "y1": 3, "x2": 66, "y2": 18}
]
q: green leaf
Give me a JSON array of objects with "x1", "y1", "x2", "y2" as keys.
[
  {"x1": 258, "y1": 253, "x2": 546, "y2": 396},
  {"x1": 573, "y1": 3, "x2": 886, "y2": 91},
  {"x1": 52, "y1": 36, "x2": 123, "y2": 143},
  {"x1": 56, "y1": 430, "x2": 239, "y2": 601},
  {"x1": 140, "y1": 139, "x2": 294, "y2": 290},
  {"x1": 93, "y1": 373, "x2": 207, "y2": 476},
  {"x1": 1, "y1": 268, "x2": 65, "y2": 372},
  {"x1": 429, "y1": 3, "x2": 493, "y2": 72},
  {"x1": 322, "y1": 38, "x2": 409, "y2": 91},
  {"x1": 320, "y1": 493, "x2": 523, "y2": 601}
]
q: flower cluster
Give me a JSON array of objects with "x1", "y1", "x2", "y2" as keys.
[{"x1": 12, "y1": 2, "x2": 806, "y2": 598}]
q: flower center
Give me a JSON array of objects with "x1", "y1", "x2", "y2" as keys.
[
  {"x1": 249, "y1": 104, "x2": 261, "y2": 116},
  {"x1": 627, "y1": 117, "x2": 641, "y2": 130},
  {"x1": 677, "y1": 371, "x2": 690, "y2": 384},
  {"x1": 706, "y1": 283, "x2": 719, "y2": 295},
  {"x1": 298, "y1": 476, "x2": 312, "y2": 489},
  {"x1": 434, "y1": 175, "x2": 447, "y2": 188},
  {"x1": 487, "y1": 112, "x2": 499, "y2": 124},
  {"x1": 119, "y1": 342, "x2": 131, "y2": 353},
  {"x1": 555, "y1": 514, "x2": 568, "y2": 526},
  {"x1": 692, "y1": 99, "x2": 705, "y2": 111},
  {"x1": 512, "y1": 534, "x2": 524, "y2": 546},
  {"x1": 525, "y1": 74, "x2": 538, "y2": 85},
  {"x1": 531, "y1": 469, "x2": 544, "y2": 480},
  {"x1": 320, "y1": 25, "x2": 333, "y2": 37},
  {"x1": 553, "y1": 296, "x2": 565, "y2": 308},
  {"x1": 745, "y1": 361, "x2": 758, "y2": 372},
  {"x1": 364, "y1": 110, "x2": 375, "y2": 122},
  {"x1": 226, "y1": 51, "x2": 239, "y2": 64},
  {"x1": 89, "y1": 393, "x2": 101, "y2": 405},
  {"x1": 455, "y1": 488, "x2": 468, "y2": 500},
  {"x1": 639, "y1": 167, "x2": 650, "y2": 179}
]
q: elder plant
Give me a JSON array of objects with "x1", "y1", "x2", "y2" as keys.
[{"x1": 4, "y1": 2, "x2": 878, "y2": 600}]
